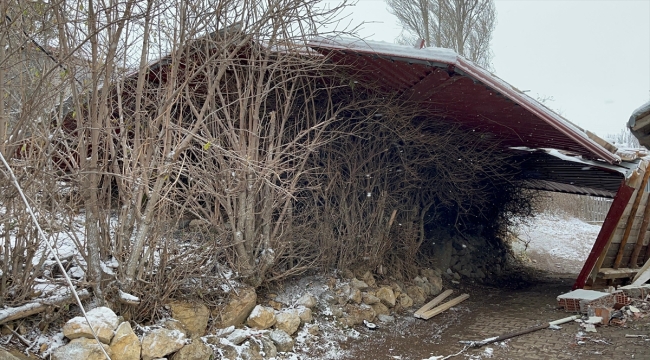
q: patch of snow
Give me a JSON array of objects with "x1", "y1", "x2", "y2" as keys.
[
  {"x1": 513, "y1": 213, "x2": 600, "y2": 264},
  {"x1": 119, "y1": 290, "x2": 140, "y2": 302}
]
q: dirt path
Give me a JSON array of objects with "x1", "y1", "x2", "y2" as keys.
[{"x1": 337, "y1": 276, "x2": 650, "y2": 360}]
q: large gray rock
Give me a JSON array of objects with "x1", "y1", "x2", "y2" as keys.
[
  {"x1": 216, "y1": 287, "x2": 257, "y2": 328},
  {"x1": 109, "y1": 322, "x2": 140, "y2": 360},
  {"x1": 246, "y1": 305, "x2": 276, "y2": 330},
  {"x1": 269, "y1": 330, "x2": 294, "y2": 352},
  {"x1": 275, "y1": 311, "x2": 301, "y2": 335},
  {"x1": 141, "y1": 329, "x2": 186, "y2": 360},
  {"x1": 169, "y1": 301, "x2": 210, "y2": 338},
  {"x1": 62, "y1": 307, "x2": 119, "y2": 344},
  {"x1": 52, "y1": 338, "x2": 112, "y2": 360},
  {"x1": 170, "y1": 339, "x2": 212, "y2": 360}
]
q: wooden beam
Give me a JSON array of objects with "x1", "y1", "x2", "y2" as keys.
[
  {"x1": 597, "y1": 267, "x2": 639, "y2": 279},
  {"x1": 614, "y1": 166, "x2": 650, "y2": 269},
  {"x1": 629, "y1": 200, "x2": 650, "y2": 268},
  {"x1": 574, "y1": 180, "x2": 635, "y2": 290},
  {"x1": 414, "y1": 289, "x2": 453, "y2": 318},
  {"x1": 419, "y1": 294, "x2": 469, "y2": 320}
]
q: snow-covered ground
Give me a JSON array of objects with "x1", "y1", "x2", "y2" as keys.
[{"x1": 512, "y1": 212, "x2": 602, "y2": 274}]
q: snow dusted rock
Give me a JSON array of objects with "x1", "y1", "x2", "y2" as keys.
[
  {"x1": 169, "y1": 301, "x2": 210, "y2": 338},
  {"x1": 305, "y1": 323, "x2": 320, "y2": 335},
  {"x1": 170, "y1": 339, "x2": 212, "y2": 360},
  {"x1": 295, "y1": 293, "x2": 317, "y2": 308},
  {"x1": 62, "y1": 306, "x2": 119, "y2": 344},
  {"x1": 141, "y1": 329, "x2": 186, "y2": 360},
  {"x1": 226, "y1": 329, "x2": 248, "y2": 345},
  {"x1": 246, "y1": 305, "x2": 276, "y2": 329},
  {"x1": 216, "y1": 325, "x2": 235, "y2": 337},
  {"x1": 295, "y1": 307, "x2": 313, "y2": 323},
  {"x1": 269, "y1": 329, "x2": 294, "y2": 352},
  {"x1": 348, "y1": 287, "x2": 362, "y2": 304},
  {"x1": 162, "y1": 319, "x2": 189, "y2": 338},
  {"x1": 350, "y1": 278, "x2": 369, "y2": 291},
  {"x1": 398, "y1": 293, "x2": 414, "y2": 308},
  {"x1": 52, "y1": 338, "x2": 112, "y2": 360},
  {"x1": 370, "y1": 302, "x2": 390, "y2": 316},
  {"x1": 362, "y1": 293, "x2": 380, "y2": 305},
  {"x1": 109, "y1": 322, "x2": 140, "y2": 360},
  {"x1": 406, "y1": 285, "x2": 426, "y2": 305},
  {"x1": 275, "y1": 311, "x2": 301, "y2": 335},
  {"x1": 259, "y1": 336, "x2": 278, "y2": 358},
  {"x1": 376, "y1": 286, "x2": 396, "y2": 307},
  {"x1": 216, "y1": 287, "x2": 257, "y2": 328}
]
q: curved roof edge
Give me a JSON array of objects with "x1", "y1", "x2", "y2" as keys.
[{"x1": 308, "y1": 36, "x2": 621, "y2": 165}]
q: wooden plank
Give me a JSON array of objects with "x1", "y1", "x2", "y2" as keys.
[
  {"x1": 586, "y1": 131, "x2": 618, "y2": 154},
  {"x1": 414, "y1": 289, "x2": 453, "y2": 318},
  {"x1": 419, "y1": 294, "x2": 469, "y2": 320},
  {"x1": 628, "y1": 196, "x2": 650, "y2": 262},
  {"x1": 614, "y1": 166, "x2": 650, "y2": 269},
  {"x1": 576, "y1": 181, "x2": 636, "y2": 289},
  {"x1": 598, "y1": 268, "x2": 639, "y2": 279},
  {"x1": 631, "y1": 257, "x2": 650, "y2": 285}
]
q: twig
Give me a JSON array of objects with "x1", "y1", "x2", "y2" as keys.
[{"x1": 0, "y1": 152, "x2": 112, "y2": 360}]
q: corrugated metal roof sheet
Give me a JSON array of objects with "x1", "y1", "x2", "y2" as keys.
[{"x1": 309, "y1": 37, "x2": 620, "y2": 164}]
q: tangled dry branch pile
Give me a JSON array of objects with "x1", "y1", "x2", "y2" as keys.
[{"x1": 0, "y1": 0, "x2": 535, "y2": 323}]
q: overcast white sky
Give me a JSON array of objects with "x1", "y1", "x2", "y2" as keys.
[{"x1": 333, "y1": 0, "x2": 650, "y2": 138}]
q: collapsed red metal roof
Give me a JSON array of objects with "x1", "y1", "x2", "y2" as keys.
[{"x1": 308, "y1": 37, "x2": 620, "y2": 165}]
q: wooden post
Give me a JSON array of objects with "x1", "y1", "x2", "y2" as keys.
[
  {"x1": 629, "y1": 200, "x2": 650, "y2": 268},
  {"x1": 574, "y1": 180, "x2": 635, "y2": 290},
  {"x1": 614, "y1": 166, "x2": 650, "y2": 269}
]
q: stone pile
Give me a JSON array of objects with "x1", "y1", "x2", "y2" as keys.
[
  {"x1": 52, "y1": 304, "x2": 211, "y2": 360},
  {"x1": 324, "y1": 269, "x2": 444, "y2": 327},
  {"x1": 45, "y1": 267, "x2": 448, "y2": 360}
]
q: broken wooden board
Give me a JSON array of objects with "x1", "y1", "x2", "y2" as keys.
[
  {"x1": 419, "y1": 293, "x2": 469, "y2": 320},
  {"x1": 631, "y1": 257, "x2": 650, "y2": 286},
  {"x1": 414, "y1": 289, "x2": 453, "y2": 318}
]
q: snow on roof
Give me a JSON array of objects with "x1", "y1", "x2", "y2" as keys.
[
  {"x1": 309, "y1": 36, "x2": 458, "y2": 64},
  {"x1": 629, "y1": 99, "x2": 650, "y2": 127}
]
